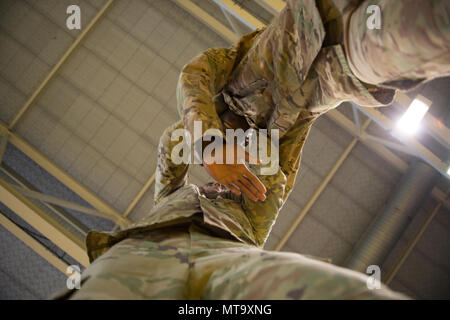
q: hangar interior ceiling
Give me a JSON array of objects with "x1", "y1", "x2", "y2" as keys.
[{"x1": 0, "y1": 0, "x2": 449, "y2": 299}]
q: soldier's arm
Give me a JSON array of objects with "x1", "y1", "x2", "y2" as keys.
[
  {"x1": 155, "y1": 48, "x2": 236, "y2": 204},
  {"x1": 177, "y1": 48, "x2": 237, "y2": 155},
  {"x1": 242, "y1": 110, "x2": 320, "y2": 246},
  {"x1": 154, "y1": 121, "x2": 189, "y2": 205},
  {"x1": 177, "y1": 48, "x2": 267, "y2": 201},
  {"x1": 278, "y1": 110, "x2": 320, "y2": 202}
]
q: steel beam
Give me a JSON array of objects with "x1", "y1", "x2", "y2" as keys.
[
  {"x1": 0, "y1": 120, "x2": 130, "y2": 228},
  {"x1": 254, "y1": 0, "x2": 286, "y2": 16},
  {"x1": 11, "y1": 183, "x2": 115, "y2": 222},
  {"x1": 173, "y1": 0, "x2": 239, "y2": 43},
  {"x1": 0, "y1": 212, "x2": 70, "y2": 274},
  {"x1": 0, "y1": 164, "x2": 89, "y2": 236},
  {"x1": 220, "y1": 5, "x2": 243, "y2": 37},
  {"x1": 431, "y1": 187, "x2": 450, "y2": 211},
  {"x1": 361, "y1": 133, "x2": 418, "y2": 157},
  {"x1": 211, "y1": 0, "x2": 265, "y2": 29},
  {"x1": 0, "y1": 177, "x2": 89, "y2": 266}
]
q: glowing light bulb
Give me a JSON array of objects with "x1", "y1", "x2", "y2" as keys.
[{"x1": 396, "y1": 96, "x2": 431, "y2": 135}]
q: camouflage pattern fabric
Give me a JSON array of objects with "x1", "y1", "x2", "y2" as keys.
[
  {"x1": 346, "y1": 0, "x2": 450, "y2": 90},
  {"x1": 67, "y1": 223, "x2": 407, "y2": 299}
]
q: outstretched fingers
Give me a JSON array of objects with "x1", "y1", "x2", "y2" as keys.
[
  {"x1": 225, "y1": 182, "x2": 241, "y2": 196},
  {"x1": 234, "y1": 180, "x2": 259, "y2": 201},
  {"x1": 242, "y1": 168, "x2": 267, "y2": 195}
]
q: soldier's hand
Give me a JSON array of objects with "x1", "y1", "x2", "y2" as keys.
[{"x1": 202, "y1": 144, "x2": 267, "y2": 201}]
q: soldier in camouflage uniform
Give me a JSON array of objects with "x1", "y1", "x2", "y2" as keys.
[{"x1": 56, "y1": 0, "x2": 449, "y2": 299}]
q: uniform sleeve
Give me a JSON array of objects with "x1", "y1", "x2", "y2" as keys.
[
  {"x1": 223, "y1": 0, "x2": 326, "y2": 136},
  {"x1": 278, "y1": 110, "x2": 321, "y2": 202},
  {"x1": 176, "y1": 48, "x2": 238, "y2": 160},
  {"x1": 241, "y1": 110, "x2": 321, "y2": 246},
  {"x1": 154, "y1": 120, "x2": 189, "y2": 205}
]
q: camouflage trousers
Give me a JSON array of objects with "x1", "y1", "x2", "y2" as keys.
[{"x1": 69, "y1": 223, "x2": 406, "y2": 300}]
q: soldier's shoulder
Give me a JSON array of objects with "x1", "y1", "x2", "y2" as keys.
[{"x1": 203, "y1": 47, "x2": 238, "y2": 65}]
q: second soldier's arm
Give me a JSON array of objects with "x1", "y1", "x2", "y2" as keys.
[
  {"x1": 155, "y1": 49, "x2": 237, "y2": 204},
  {"x1": 177, "y1": 48, "x2": 236, "y2": 151},
  {"x1": 177, "y1": 48, "x2": 266, "y2": 201},
  {"x1": 241, "y1": 110, "x2": 321, "y2": 246},
  {"x1": 154, "y1": 121, "x2": 189, "y2": 205}
]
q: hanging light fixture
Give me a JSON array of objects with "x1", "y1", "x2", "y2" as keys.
[{"x1": 396, "y1": 95, "x2": 431, "y2": 135}]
